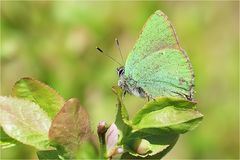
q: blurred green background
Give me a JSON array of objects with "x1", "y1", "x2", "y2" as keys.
[{"x1": 1, "y1": 1, "x2": 239, "y2": 159}]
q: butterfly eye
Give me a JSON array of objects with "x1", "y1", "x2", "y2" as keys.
[{"x1": 117, "y1": 68, "x2": 124, "y2": 77}]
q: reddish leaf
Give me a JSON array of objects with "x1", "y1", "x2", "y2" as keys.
[{"x1": 49, "y1": 98, "x2": 91, "y2": 156}]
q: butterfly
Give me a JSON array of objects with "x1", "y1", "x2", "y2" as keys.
[
  {"x1": 97, "y1": 10, "x2": 194, "y2": 101},
  {"x1": 116, "y1": 10, "x2": 194, "y2": 101}
]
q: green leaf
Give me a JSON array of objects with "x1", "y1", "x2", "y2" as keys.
[
  {"x1": 0, "y1": 96, "x2": 51, "y2": 150},
  {"x1": 0, "y1": 127, "x2": 17, "y2": 149},
  {"x1": 112, "y1": 86, "x2": 130, "y2": 123},
  {"x1": 76, "y1": 141, "x2": 98, "y2": 159},
  {"x1": 12, "y1": 77, "x2": 64, "y2": 119},
  {"x1": 123, "y1": 131, "x2": 179, "y2": 158},
  {"x1": 118, "y1": 97, "x2": 202, "y2": 158},
  {"x1": 37, "y1": 150, "x2": 61, "y2": 160},
  {"x1": 112, "y1": 86, "x2": 132, "y2": 143},
  {"x1": 121, "y1": 135, "x2": 178, "y2": 159},
  {"x1": 132, "y1": 97, "x2": 197, "y2": 125},
  {"x1": 134, "y1": 106, "x2": 203, "y2": 134},
  {"x1": 130, "y1": 138, "x2": 152, "y2": 156},
  {"x1": 0, "y1": 141, "x2": 16, "y2": 149},
  {"x1": 48, "y1": 98, "x2": 91, "y2": 157},
  {"x1": 132, "y1": 97, "x2": 203, "y2": 134}
]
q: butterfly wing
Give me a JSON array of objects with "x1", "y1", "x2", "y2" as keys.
[
  {"x1": 133, "y1": 48, "x2": 194, "y2": 98},
  {"x1": 124, "y1": 10, "x2": 194, "y2": 99}
]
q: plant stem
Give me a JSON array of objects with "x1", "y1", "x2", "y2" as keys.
[
  {"x1": 98, "y1": 134, "x2": 107, "y2": 159},
  {"x1": 97, "y1": 121, "x2": 108, "y2": 159}
]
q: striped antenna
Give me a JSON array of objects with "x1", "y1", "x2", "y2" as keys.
[
  {"x1": 115, "y1": 38, "x2": 124, "y2": 64},
  {"x1": 96, "y1": 47, "x2": 122, "y2": 66}
]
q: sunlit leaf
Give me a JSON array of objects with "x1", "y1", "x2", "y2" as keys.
[
  {"x1": 132, "y1": 97, "x2": 203, "y2": 134},
  {"x1": 48, "y1": 98, "x2": 91, "y2": 157},
  {"x1": 112, "y1": 87, "x2": 203, "y2": 158},
  {"x1": 12, "y1": 77, "x2": 64, "y2": 119},
  {"x1": 0, "y1": 96, "x2": 51, "y2": 150},
  {"x1": 132, "y1": 97, "x2": 197, "y2": 125}
]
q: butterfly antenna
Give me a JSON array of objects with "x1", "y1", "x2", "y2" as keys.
[
  {"x1": 115, "y1": 38, "x2": 124, "y2": 64},
  {"x1": 96, "y1": 47, "x2": 122, "y2": 66}
]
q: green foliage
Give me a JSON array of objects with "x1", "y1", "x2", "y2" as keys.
[
  {"x1": 0, "y1": 78, "x2": 97, "y2": 159},
  {"x1": 0, "y1": 77, "x2": 203, "y2": 159},
  {"x1": 132, "y1": 97, "x2": 197, "y2": 124},
  {"x1": 112, "y1": 86, "x2": 132, "y2": 143},
  {"x1": 37, "y1": 150, "x2": 62, "y2": 160},
  {"x1": 12, "y1": 77, "x2": 65, "y2": 119},
  {"x1": 0, "y1": 96, "x2": 51, "y2": 150},
  {"x1": 0, "y1": 141, "x2": 16, "y2": 149},
  {"x1": 123, "y1": 132, "x2": 179, "y2": 158},
  {"x1": 76, "y1": 141, "x2": 98, "y2": 159},
  {"x1": 112, "y1": 86, "x2": 203, "y2": 158},
  {"x1": 121, "y1": 137, "x2": 178, "y2": 159},
  {"x1": 0, "y1": 127, "x2": 17, "y2": 149},
  {"x1": 132, "y1": 97, "x2": 203, "y2": 134}
]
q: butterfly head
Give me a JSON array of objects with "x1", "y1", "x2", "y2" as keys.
[{"x1": 117, "y1": 66, "x2": 125, "y2": 77}]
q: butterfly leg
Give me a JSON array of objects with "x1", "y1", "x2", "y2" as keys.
[
  {"x1": 123, "y1": 91, "x2": 127, "y2": 96},
  {"x1": 150, "y1": 96, "x2": 156, "y2": 101},
  {"x1": 171, "y1": 91, "x2": 192, "y2": 101},
  {"x1": 145, "y1": 92, "x2": 156, "y2": 101},
  {"x1": 147, "y1": 96, "x2": 150, "y2": 102},
  {"x1": 121, "y1": 90, "x2": 127, "y2": 99}
]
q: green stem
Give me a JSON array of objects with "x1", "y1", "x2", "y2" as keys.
[{"x1": 99, "y1": 134, "x2": 107, "y2": 159}]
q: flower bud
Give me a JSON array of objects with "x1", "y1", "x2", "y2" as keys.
[
  {"x1": 132, "y1": 139, "x2": 150, "y2": 155},
  {"x1": 105, "y1": 123, "x2": 119, "y2": 157},
  {"x1": 97, "y1": 121, "x2": 107, "y2": 135}
]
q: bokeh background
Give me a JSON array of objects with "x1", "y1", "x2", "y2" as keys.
[{"x1": 1, "y1": 1, "x2": 239, "y2": 159}]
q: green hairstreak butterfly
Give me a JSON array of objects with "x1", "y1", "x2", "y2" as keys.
[
  {"x1": 97, "y1": 10, "x2": 194, "y2": 100},
  {"x1": 116, "y1": 10, "x2": 194, "y2": 100}
]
